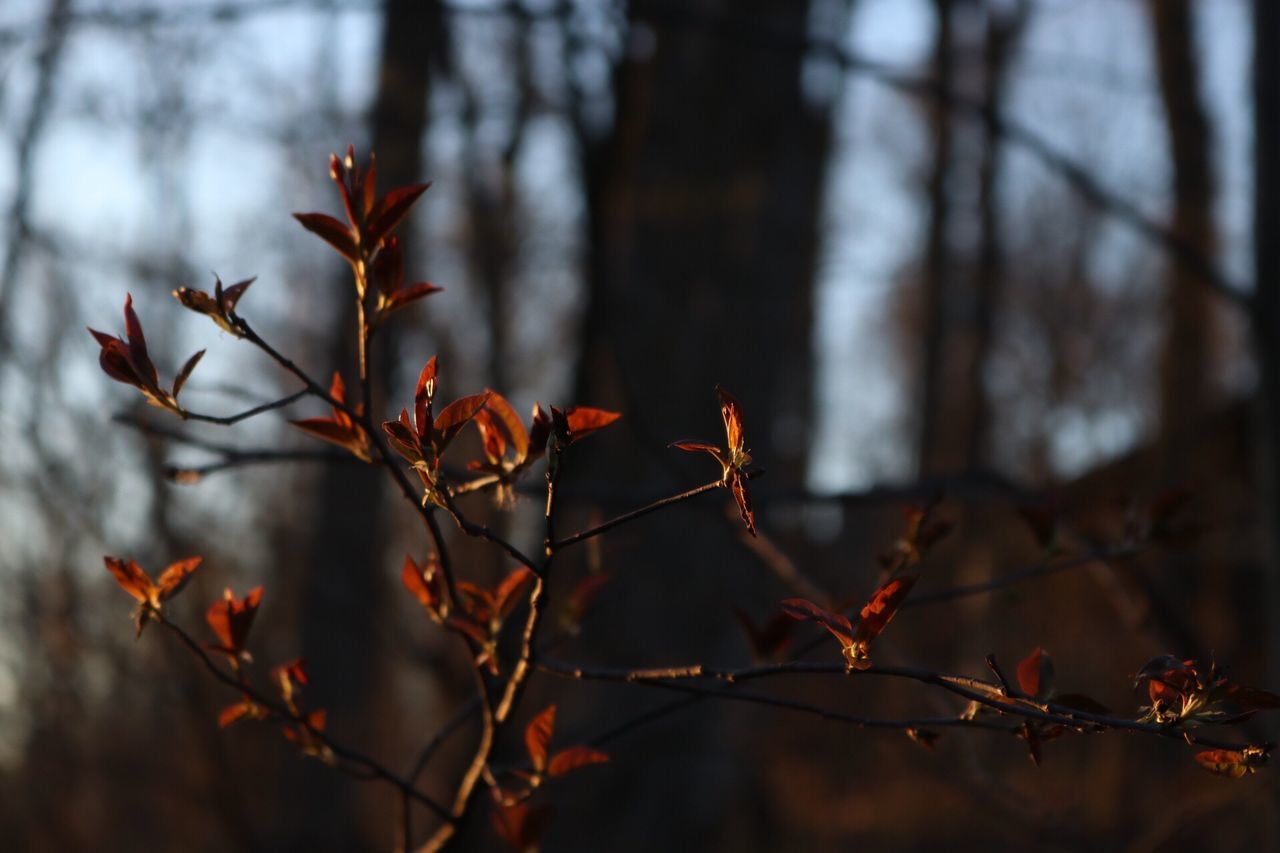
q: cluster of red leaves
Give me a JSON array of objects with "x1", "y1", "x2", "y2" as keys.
[
  {"x1": 470, "y1": 392, "x2": 619, "y2": 502},
  {"x1": 103, "y1": 555, "x2": 202, "y2": 637},
  {"x1": 383, "y1": 357, "x2": 491, "y2": 500},
  {"x1": 454, "y1": 568, "x2": 534, "y2": 675},
  {"x1": 291, "y1": 372, "x2": 371, "y2": 462},
  {"x1": 174, "y1": 275, "x2": 255, "y2": 336},
  {"x1": 103, "y1": 556, "x2": 329, "y2": 760},
  {"x1": 294, "y1": 146, "x2": 439, "y2": 315},
  {"x1": 1133, "y1": 655, "x2": 1280, "y2": 726},
  {"x1": 88, "y1": 295, "x2": 205, "y2": 417},
  {"x1": 671, "y1": 386, "x2": 756, "y2": 536},
  {"x1": 490, "y1": 705, "x2": 609, "y2": 850},
  {"x1": 781, "y1": 500, "x2": 951, "y2": 669}
]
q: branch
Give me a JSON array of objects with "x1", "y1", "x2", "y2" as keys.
[
  {"x1": 153, "y1": 614, "x2": 454, "y2": 823},
  {"x1": 536, "y1": 658, "x2": 1262, "y2": 752},
  {"x1": 182, "y1": 387, "x2": 309, "y2": 425}
]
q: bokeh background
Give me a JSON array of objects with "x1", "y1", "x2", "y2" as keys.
[{"x1": 2, "y1": 0, "x2": 1280, "y2": 849}]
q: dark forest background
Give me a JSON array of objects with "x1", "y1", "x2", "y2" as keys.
[{"x1": 2, "y1": 0, "x2": 1280, "y2": 850}]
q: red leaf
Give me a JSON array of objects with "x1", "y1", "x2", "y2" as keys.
[
  {"x1": 218, "y1": 701, "x2": 259, "y2": 728},
  {"x1": 402, "y1": 554, "x2": 441, "y2": 613},
  {"x1": 491, "y1": 801, "x2": 551, "y2": 852},
  {"x1": 728, "y1": 469, "x2": 756, "y2": 537},
  {"x1": 669, "y1": 439, "x2": 721, "y2": 454},
  {"x1": 104, "y1": 556, "x2": 154, "y2": 603},
  {"x1": 1016, "y1": 647, "x2": 1055, "y2": 700},
  {"x1": 172, "y1": 349, "x2": 205, "y2": 400},
  {"x1": 482, "y1": 391, "x2": 530, "y2": 463},
  {"x1": 780, "y1": 598, "x2": 853, "y2": 647},
  {"x1": 525, "y1": 704, "x2": 557, "y2": 773},
  {"x1": 123, "y1": 293, "x2": 158, "y2": 388},
  {"x1": 856, "y1": 575, "x2": 918, "y2": 644},
  {"x1": 155, "y1": 556, "x2": 202, "y2": 602},
  {"x1": 206, "y1": 586, "x2": 263, "y2": 657},
  {"x1": 383, "y1": 282, "x2": 443, "y2": 314},
  {"x1": 435, "y1": 392, "x2": 492, "y2": 449},
  {"x1": 564, "y1": 406, "x2": 621, "y2": 443},
  {"x1": 547, "y1": 746, "x2": 610, "y2": 777},
  {"x1": 293, "y1": 212, "x2": 358, "y2": 261},
  {"x1": 494, "y1": 567, "x2": 535, "y2": 621},
  {"x1": 365, "y1": 182, "x2": 430, "y2": 247}
]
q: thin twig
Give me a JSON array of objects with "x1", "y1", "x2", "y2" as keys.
[
  {"x1": 182, "y1": 387, "x2": 309, "y2": 425},
  {"x1": 153, "y1": 614, "x2": 454, "y2": 822}
]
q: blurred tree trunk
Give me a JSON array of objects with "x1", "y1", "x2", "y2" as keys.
[
  {"x1": 917, "y1": 0, "x2": 956, "y2": 475},
  {"x1": 569, "y1": 1, "x2": 839, "y2": 847},
  {"x1": 1147, "y1": 0, "x2": 1218, "y2": 475},
  {"x1": 967, "y1": 3, "x2": 1024, "y2": 470},
  {"x1": 283, "y1": 1, "x2": 444, "y2": 848},
  {"x1": 1254, "y1": 0, "x2": 1280, "y2": 713}
]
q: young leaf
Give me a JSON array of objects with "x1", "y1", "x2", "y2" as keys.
[
  {"x1": 1016, "y1": 647, "x2": 1055, "y2": 701},
  {"x1": 104, "y1": 556, "x2": 155, "y2": 604},
  {"x1": 206, "y1": 586, "x2": 264, "y2": 659},
  {"x1": 525, "y1": 705, "x2": 557, "y2": 774},
  {"x1": 547, "y1": 746, "x2": 610, "y2": 777},
  {"x1": 293, "y1": 212, "x2": 358, "y2": 262},
  {"x1": 846, "y1": 574, "x2": 919, "y2": 669},
  {"x1": 491, "y1": 801, "x2": 551, "y2": 853},
  {"x1": 171, "y1": 349, "x2": 205, "y2": 400},
  {"x1": 563, "y1": 406, "x2": 621, "y2": 443},
  {"x1": 780, "y1": 598, "x2": 854, "y2": 648}
]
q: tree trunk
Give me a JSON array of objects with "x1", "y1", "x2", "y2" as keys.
[
  {"x1": 1148, "y1": 0, "x2": 1218, "y2": 475},
  {"x1": 569, "y1": 1, "x2": 838, "y2": 847},
  {"x1": 282, "y1": 2, "x2": 443, "y2": 848}
]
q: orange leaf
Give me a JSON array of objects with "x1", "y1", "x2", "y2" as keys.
[
  {"x1": 104, "y1": 556, "x2": 155, "y2": 603},
  {"x1": 493, "y1": 567, "x2": 535, "y2": 621},
  {"x1": 155, "y1": 556, "x2": 202, "y2": 602},
  {"x1": 402, "y1": 554, "x2": 442, "y2": 613},
  {"x1": 1195, "y1": 749, "x2": 1259, "y2": 778},
  {"x1": 525, "y1": 704, "x2": 557, "y2": 773},
  {"x1": 564, "y1": 406, "x2": 621, "y2": 443},
  {"x1": 548, "y1": 746, "x2": 610, "y2": 777},
  {"x1": 435, "y1": 392, "x2": 492, "y2": 450},
  {"x1": 856, "y1": 575, "x2": 918, "y2": 644},
  {"x1": 717, "y1": 386, "x2": 745, "y2": 457},
  {"x1": 728, "y1": 469, "x2": 756, "y2": 537},
  {"x1": 205, "y1": 586, "x2": 263, "y2": 657}
]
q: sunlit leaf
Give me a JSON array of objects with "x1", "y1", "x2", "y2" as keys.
[
  {"x1": 525, "y1": 704, "x2": 557, "y2": 773},
  {"x1": 547, "y1": 746, "x2": 609, "y2": 777}
]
